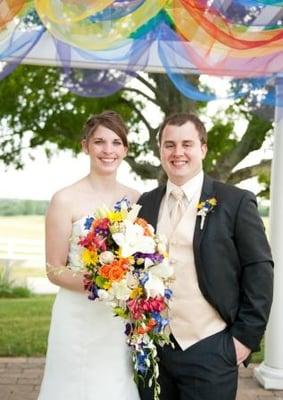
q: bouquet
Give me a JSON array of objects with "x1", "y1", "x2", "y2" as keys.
[{"x1": 78, "y1": 198, "x2": 173, "y2": 399}]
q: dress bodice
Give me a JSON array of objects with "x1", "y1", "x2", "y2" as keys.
[{"x1": 68, "y1": 217, "x2": 88, "y2": 271}]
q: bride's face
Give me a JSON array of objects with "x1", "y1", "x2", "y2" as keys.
[{"x1": 82, "y1": 125, "x2": 127, "y2": 175}]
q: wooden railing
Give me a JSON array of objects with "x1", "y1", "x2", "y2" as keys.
[{"x1": 0, "y1": 237, "x2": 45, "y2": 268}]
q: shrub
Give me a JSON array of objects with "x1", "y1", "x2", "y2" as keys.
[{"x1": 0, "y1": 267, "x2": 33, "y2": 298}]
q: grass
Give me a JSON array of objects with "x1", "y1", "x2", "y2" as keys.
[
  {"x1": 0, "y1": 296, "x2": 264, "y2": 362},
  {"x1": 0, "y1": 295, "x2": 54, "y2": 356}
]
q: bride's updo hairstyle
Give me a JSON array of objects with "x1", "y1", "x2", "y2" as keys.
[{"x1": 83, "y1": 110, "x2": 128, "y2": 147}]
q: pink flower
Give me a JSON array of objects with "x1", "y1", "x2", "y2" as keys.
[{"x1": 127, "y1": 299, "x2": 143, "y2": 320}]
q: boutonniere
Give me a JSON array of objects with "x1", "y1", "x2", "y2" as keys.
[{"x1": 197, "y1": 197, "x2": 217, "y2": 230}]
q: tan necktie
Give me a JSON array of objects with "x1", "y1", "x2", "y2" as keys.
[{"x1": 170, "y1": 188, "x2": 186, "y2": 229}]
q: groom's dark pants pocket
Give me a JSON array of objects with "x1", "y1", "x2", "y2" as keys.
[{"x1": 139, "y1": 329, "x2": 238, "y2": 400}]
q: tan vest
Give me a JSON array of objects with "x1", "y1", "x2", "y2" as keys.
[{"x1": 158, "y1": 195, "x2": 226, "y2": 350}]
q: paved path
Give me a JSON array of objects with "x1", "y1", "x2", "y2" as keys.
[{"x1": 0, "y1": 358, "x2": 283, "y2": 400}]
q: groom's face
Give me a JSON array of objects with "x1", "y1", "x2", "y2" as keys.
[{"x1": 160, "y1": 121, "x2": 207, "y2": 186}]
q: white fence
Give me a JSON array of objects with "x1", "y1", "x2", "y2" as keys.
[{"x1": 0, "y1": 237, "x2": 45, "y2": 268}]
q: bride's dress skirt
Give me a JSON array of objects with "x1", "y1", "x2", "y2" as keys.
[{"x1": 38, "y1": 288, "x2": 140, "y2": 399}]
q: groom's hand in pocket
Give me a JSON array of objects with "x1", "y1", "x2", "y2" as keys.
[{"x1": 232, "y1": 337, "x2": 251, "y2": 365}]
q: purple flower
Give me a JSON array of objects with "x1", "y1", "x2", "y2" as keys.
[
  {"x1": 124, "y1": 323, "x2": 133, "y2": 336},
  {"x1": 88, "y1": 284, "x2": 99, "y2": 301},
  {"x1": 134, "y1": 252, "x2": 164, "y2": 264}
]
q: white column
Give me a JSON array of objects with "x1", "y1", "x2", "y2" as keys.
[{"x1": 254, "y1": 75, "x2": 283, "y2": 389}]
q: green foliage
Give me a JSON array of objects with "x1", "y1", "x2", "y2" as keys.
[
  {"x1": 0, "y1": 267, "x2": 33, "y2": 298},
  {"x1": 204, "y1": 120, "x2": 236, "y2": 172},
  {"x1": 0, "y1": 65, "x2": 134, "y2": 168},
  {"x1": 0, "y1": 295, "x2": 54, "y2": 356},
  {"x1": 0, "y1": 65, "x2": 274, "y2": 192},
  {"x1": 0, "y1": 198, "x2": 48, "y2": 216}
]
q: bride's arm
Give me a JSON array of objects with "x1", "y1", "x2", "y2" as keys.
[{"x1": 45, "y1": 191, "x2": 85, "y2": 293}]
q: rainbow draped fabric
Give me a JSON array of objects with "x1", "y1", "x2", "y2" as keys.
[{"x1": 1, "y1": 0, "x2": 283, "y2": 101}]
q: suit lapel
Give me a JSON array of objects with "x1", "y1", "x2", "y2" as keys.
[
  {"x1": 193, "y1": 175, "x2": 216, "y2": 254},
  {"x1": 139, "y1": 185, "x2": 166, "y2": 230}
]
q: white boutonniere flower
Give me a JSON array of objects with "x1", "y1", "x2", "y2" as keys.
[{"x1": 197, "y1": 197, "x2": 217, "y2": 230}]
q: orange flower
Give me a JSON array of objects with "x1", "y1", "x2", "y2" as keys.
[
  {"x1": 117, "y1": 258, "x2": 131, "y2": 270},
  {"x1": 108, "y1": 265, "x2": 126, "y2": 282},
  {"x1": 135, "y1": 218, "x2": 153, "y2": 237},
  {"x1": 99, "y1": 264, "x2": 112, "y2": 279},
  {"x1": 137, "y1": 319, "x2": 156, "y2": 334}
]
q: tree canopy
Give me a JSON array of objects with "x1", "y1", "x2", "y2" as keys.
[{"x1": 0, "y1": 65, "x2": 273, "y2": 197}]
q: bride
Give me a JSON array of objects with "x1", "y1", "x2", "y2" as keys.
[{"x1": 38, "y1": 111, "x2": 140, "y2": 400}]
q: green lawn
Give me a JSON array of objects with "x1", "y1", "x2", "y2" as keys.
[{"x1": 0, "y1": 295, "x2": 54, "y2": 356}]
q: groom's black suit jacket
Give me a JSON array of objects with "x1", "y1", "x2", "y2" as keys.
[{"x1": 138, "y1": 175, "x2": 273, "y2": 353}]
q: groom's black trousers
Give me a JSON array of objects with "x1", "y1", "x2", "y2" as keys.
[{"x1": 139, "y1": 328, "x2": 238, "y2": 400}]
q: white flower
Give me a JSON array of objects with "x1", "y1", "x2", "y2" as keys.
[
  {"x1": 112, "y1": 220, "x2": 155, "y2": 257},
  {"x1": 110, "y1": 280, "x2": 131, "y2": 301},
  {"x1": 125, "y1": 204, "x2": 142, "y2": 223},
  {"x1": 156, "y1": 234, "x2": 167, "y2": 255},
  {"x1": 99, "y1": 251, "x2": 115, "y2": 265},
  {"x1": 97, "y1": 289, "x2": 113, "y2": 301},
  {"x1": 126, "y1": 272, "x2": 139, "y2": 289},
  {"x1": 150, "y1": 259, "x2": 174, "y2": 279},
  {"x1": 144, "y1": 258, "x2": 154, "y2": 268},
  {"x1": 144, "y1": 272, "x2": 165, "y2": 297}
]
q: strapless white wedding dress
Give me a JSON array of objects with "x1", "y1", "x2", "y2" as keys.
[{"x1": 38, "y1": 217, "x2": 140, "y2": 400}]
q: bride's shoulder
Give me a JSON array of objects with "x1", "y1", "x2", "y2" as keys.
[{"x1": 49, "y1": 178, "x2": 87, "y2": 209}]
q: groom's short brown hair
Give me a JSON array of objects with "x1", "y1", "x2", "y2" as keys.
[{"x1": 158, "y1": 112, "x2": 207, "y2": 145}]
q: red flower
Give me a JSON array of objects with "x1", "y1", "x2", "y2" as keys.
[{"x1": 78, "y1": 232, "x2": 106, "y2": 252}]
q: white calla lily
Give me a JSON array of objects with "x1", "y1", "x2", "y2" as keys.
[
  {"x1": 150, "y1": 259, "x2": 174, "y2": 279},
  {"x1": 125, "y1": 204, "x2": 142, "y2": 223},
  {"x1": 112, "y1": 220, "x2": 155, "y2": 257},
  {"x1": 144, "y1": 272, "x2": 165, "y2": 297}
]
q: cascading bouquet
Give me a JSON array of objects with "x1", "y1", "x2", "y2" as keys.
[{"x1": 78, "y1": 198, "x2": 173, "y2": 399}]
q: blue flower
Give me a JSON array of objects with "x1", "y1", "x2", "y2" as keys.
[
  {"x1": 164, "y1": 288, "x2": 173, "y2": 300},
  {"x1": 151, "y1": 312, "x2": 169, "y2": 333},
  {"x1": 84, "y1": 216, "x2": 94, "y2": 230},
  {"x1": 136, "y1": 351, "x2": 150, "y2": 374},
  {"x1": 139, "y1": 272, "x2": 149, "y2": 285},
  {"x1": 114, "y1": 197, "x2": 130, "y2": 211}
]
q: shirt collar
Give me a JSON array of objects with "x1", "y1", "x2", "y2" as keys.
[{"x1": 166, "y1": 170, "x2": 204, "y2": 202}]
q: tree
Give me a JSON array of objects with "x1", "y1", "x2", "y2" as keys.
[{"x1": 0, "y1": 65, "x2": 273, "y2": 196}]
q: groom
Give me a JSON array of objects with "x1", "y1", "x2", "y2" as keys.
[{"x1": 138, "y1": 112, "x2": 273, "y2": 400}]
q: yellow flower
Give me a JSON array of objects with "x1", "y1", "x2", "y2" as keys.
[
  {"x1": 107, "y1": 210, "x2": 127, "y2": 223},
  {"x1": 130, "y1": 287, "x2": 143, "y2": 299},
  {"x1": 209, "y1": 197, "x2": 217, "y2": 206},
  {"x1": 81, "y1": 249, "x2": 99, "y2": 266},
  {"x1": 102, "y1": 281, "x2": 112, "y2": 290}
]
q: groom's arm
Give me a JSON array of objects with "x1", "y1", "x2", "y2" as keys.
[{"x1": 230, "y1": 191, "x2": 274, "y2": 352}]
